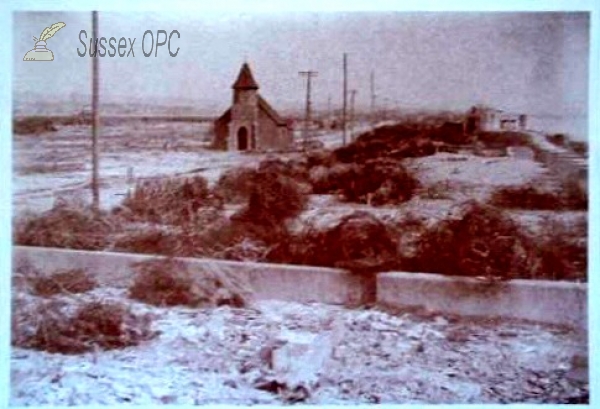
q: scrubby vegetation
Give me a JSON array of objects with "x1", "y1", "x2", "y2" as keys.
[
  {"x1": 490, "y1": 185, "x2": 564, "y2": 210},
  {"x1": 398, "y1": 201, "x2": 586, "y2": 281},
  {"x1": 298, "y1": 126, "x2": 428, "y2": 206},
  {"x1": 26, "y1": 267, "x2": 97, "y2": 297},
  {"x1": 111, "y1": 227, "x2": 179, "y2": 256},
  {"x1": 128, "y1": 257, "x2": 252, "y2": 308},
  {"x1": 13, "y1": 116, "x2": 57, "y2": 135},
  {"x1": 232, "y1": 164, "x2": 309, "y2": 227},
  {"x1": 334, "y1": 124, "x2": 436, "y2": 163},
  {"x1": 212, "y1": 167, "x2": 259, "y2": 203},
  {"x1": 14, "y1": 200, "x2": 116, "y2": 250},
  {"x1": 120, "y1": 176, "x2": 211, "y2": 225},
  {"x1": 12, "y1": 296, "x2": 156, "y2": 354},
  {"x1": 13, "y1": 120, "x2": 587, "y2": 283},
  {"x1": 490, "y1": 180, "x2": 587, "y2": 211},
  {"x1": 267, "y1": 211, "x2": 398, "y2": 274}
]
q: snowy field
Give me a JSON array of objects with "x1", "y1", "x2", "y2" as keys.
[
  {"x1": 13, "y1": 121, "x2": 271, "y2": 216},
  {"x1": 11, "y1": 287, "x2": 588, "y2": 405}
]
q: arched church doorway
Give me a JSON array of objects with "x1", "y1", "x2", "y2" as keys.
[{"x1": 237, "y1": 127, "x2": 248, "y2": 150}]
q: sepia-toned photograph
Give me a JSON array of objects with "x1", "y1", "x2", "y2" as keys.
[{"x1": 9, "y1": 7, "x2": 591, "y2": 405}]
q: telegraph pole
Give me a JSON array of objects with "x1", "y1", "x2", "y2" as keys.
[
  {"x1": 349, "y1": 89, "x2": 357, "y2": 142},
  {"x1": 342, "y1": 53, "x2": 348, "y2": 145},
  {"x1": 91, "y1": 11, "x2": 100, "y2": 211},
  {"x1": 370, "y1": 70, "x2": 376, "y2": 126},
  {"x1": 299, "y1": 70, "x2": 318, "y2": 150}
]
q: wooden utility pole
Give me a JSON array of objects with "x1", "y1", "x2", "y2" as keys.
[
  {"x1": 299, "y1": 70, "x2": 318, "y2": 150},
  {"x1": 91, "y1": 11, "x2": 100, "y2": 211},
  {"x1": 349, "y1": 89, "x2": 357, "y2": 142},
  {"x1": 370, "y1": 70, "x2": 376, "y2": 125},
  {"x1": 342, "y1": 53, "x2": 348, "y2": 145}
]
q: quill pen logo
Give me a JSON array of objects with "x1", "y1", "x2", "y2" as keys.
[{"x1": 23, "y1": 22, "x2": 66, "y2": 61}]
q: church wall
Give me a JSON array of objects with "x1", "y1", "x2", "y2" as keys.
[{"x1": 257, "y1": 110, "x2": 291, "y2": 151}]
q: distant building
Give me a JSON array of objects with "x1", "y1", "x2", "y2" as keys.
[
  {"x1": 214, "y1": 63, "x2": 292, "y2": 151},
  {"x1": 464, "y1": 105, "x2": 527, "y2": 134}
]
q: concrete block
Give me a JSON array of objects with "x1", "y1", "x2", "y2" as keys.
[
  {"x1": 272, "y1": 331, "x2": 333, "y2": 390},
  {"x1": 377, "y1": 272, "x2": 587, "y2": 331},
  {"x1": 12, "y1": 246, "x2": 373, "y2": 306}
]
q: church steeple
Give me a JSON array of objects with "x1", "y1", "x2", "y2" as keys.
[{"x1": 232, "y1": 62, "x2": 259, "y2": 90}]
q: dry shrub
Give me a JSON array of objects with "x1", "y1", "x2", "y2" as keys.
[
  {"x1": 233, "y1": 168, "x2": 308, "y2": 227},
  {"x1": 412, "y1": 201, "x2": 534, "y2": 280},
  {"x1": 342, "y1": 159, "x2": 418, "y2": 205},
  {"x1": 28, "y1": 268, "x2": 97, "y2": 297},
  {"x1": 334, "y1": 124, "x2": 435, "y2": 163},
  {"x1": 310, "y1": 158, "x2": 418, "y2": 205},
  {"x1": 490, "y1": 183, "x2": 586, "y2": 210},
  {"x1": 212, "y1": 167, "x2": 258, "y2": 204},
  {"x1": 214, "y1": 158, "x2": 311, "y2": 205},
  {"x1": 218, "y1": 238, "x2": 270, "y2": 262},
  {"x1": 171, "y1": 210, "x2": 278, "y2": 260},
  {"x1": 305, "y1": 149, "x2": 335, "y2": 168},
  {"x1": 257, "y1": 157, "x2": 311, "y2": 186},
  {"x1": 121, "y1": 176, "x2": 210, "y2": 225},
  {"x1": 112, "y1": 227, "x2": 178, "y2": 256},
  {"x1": 267, "y1": 211, "x2": 398, "y2": 274},
  {"x1": 12, "y1": 296, "x2": 155, "y2": 354},
  {"x1": 309, "y1": 163, "x2": 359, "y2": 194},
  {"x1": 490, "y1": 185, "x2": 563, "y2": 210},
  {"x1": 14, "y1": 201, "x2": 115, "y2": 250},
  {"x1": 128, "y1": 257, "x2": 253, "y2": 308},
  {"x1": 561, "y1": 177, "x2": 588, "y2": 210},
  {"x1": 13, "y1": 116, "x2": 57, "y2": 135},
  {"x1": 534, "y1": 217, "x2": 587, "y2": 281},
  {"x1": 111, "y1": 208, "x2": 278, "y2": 262}
]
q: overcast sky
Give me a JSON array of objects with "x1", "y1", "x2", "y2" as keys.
[{"x1": 13, "y1": 11, "x2": 589, "y2": 116}]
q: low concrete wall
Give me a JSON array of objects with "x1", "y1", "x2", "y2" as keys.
[
  {"x1": 378, "y1": 272, "x2": 587, "y2": 331},
  {"x1": 12, "y1": 247, "x2": 587, "y2": 330},
  {"x1": 12, "y1": 246, "x2": 374, "y2": 306}
]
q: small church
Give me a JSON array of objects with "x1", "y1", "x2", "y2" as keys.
[{"x1": 213, "y1": 63, "x2": 293, "y2": 151}]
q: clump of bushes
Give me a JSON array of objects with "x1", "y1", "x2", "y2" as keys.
[
  {"x1": 341, "y1": 158, "x2": 418, "y2": 205},
  {"x1": 214, "y1": 158, "x2": 312, "y2": 205},
  {"x1": 534, "y1": 217, "x2": 587, "y2": 281},
  {"x1": 28, "y1": 267, "x2": 97, "y2": 297},
  {"x1": 233, "y1": 166, "x2": 309, "y2": 228},
  {"x1": 267, "y1": 211, "x2": 398, "y2": 274},
  {"x1": 490, "y1": 180, "x2": 587, "y2": 210},
  {"x1": 121, "y1": 176, "x2": 210, "y2": 225},
  {"x1": 334, "y1": 124, "x2": 435, "y2": 163},
  {"x1": 12, "y1": 296, "x2": 156, "y2": 354},
  {"x1": 13, "y1": 116, "x2": 57, "y2": 135},
  {"x1": 14, "y1": 200, "x2": 116, "y2": 250},
  {"x1": 490, "y1": 185, "x2": 564, "y2": 210},
  {"x1": 309, "y1": 158, "x2": 418, "y2": 206},
  {"x1": 128, "y1": 257, "x2": 253, "y2": 308},
  {"x1": 111, "y1": 227, "x2": 178, "y2": 256},
  {"x1": 400, "y1": 200, "x2": 587, "y2": 281},
  {"x1": 410, "y1": 201, "x2": 534, "y2": 280},
  {"x1": 212, "y1": 167, "x2": 259, "y2": 203}
]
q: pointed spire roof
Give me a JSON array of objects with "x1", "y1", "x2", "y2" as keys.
[{"x1": 232, "y1": 62, "x2": 259, "y2": 90}]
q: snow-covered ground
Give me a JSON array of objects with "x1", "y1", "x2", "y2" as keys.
[
  {"x1": 13, "y1": 122, "x2": 269, "y2": 215},
  {"x1": 11, "y1": 287, "x2": 588, "y2": 405}
]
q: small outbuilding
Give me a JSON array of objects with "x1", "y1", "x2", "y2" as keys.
[{"x1": 214, "y1": 63, "x2": 293, "y2": 151}]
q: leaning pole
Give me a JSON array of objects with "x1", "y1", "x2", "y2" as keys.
[{"x1": 91, "y1": 10, "x2": 100, "y2": 211}]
